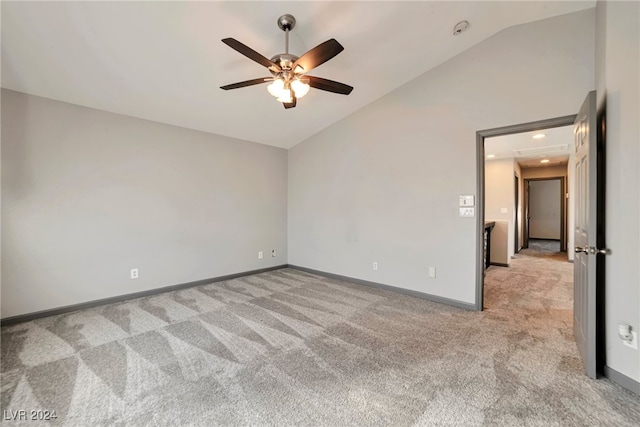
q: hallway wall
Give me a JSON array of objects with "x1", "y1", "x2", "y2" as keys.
[{"x1": 485, "y1": 158, "x2": 516, "y2": 264}]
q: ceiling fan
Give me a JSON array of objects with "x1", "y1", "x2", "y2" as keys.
[{"x1": 220, "y1": 14, "x2": 353, "y2": 109}]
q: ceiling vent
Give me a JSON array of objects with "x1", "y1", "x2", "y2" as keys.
[{"x1": 514, "y1": 144, "x2": 570, "y2": 157}]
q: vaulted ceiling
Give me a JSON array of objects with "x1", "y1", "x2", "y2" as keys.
[{"x1": 1, "y1": 1, "x2": 594, "y2": 149}]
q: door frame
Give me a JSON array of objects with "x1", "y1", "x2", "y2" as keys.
[
  {"x1": 514, "y1": 174, "x2": 520, "y2": 253},
  {"x1": 523, "y1": 179, "x2": 530, "y2": 249},
  {"x1": 524, "y1": 176, "x2": 567, "y2": 251},
  {"x1": 475, "y1": 115, "x2": 576, "y2": 311}
]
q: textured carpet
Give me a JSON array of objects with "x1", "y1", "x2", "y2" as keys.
[
  {"x1": 527, "y1": 239, "x2": 561, "y2": 253},
  {"x1": 2, "y1": 264, "x2": 639, "y2": 426}
]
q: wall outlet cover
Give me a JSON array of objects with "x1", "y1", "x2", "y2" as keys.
[
  {"x1": 622, "y1": 331, "x2": 638, "y2": 350},
  {"x1": 459, "y1": 207, "x2": 475, "y2": 217}
]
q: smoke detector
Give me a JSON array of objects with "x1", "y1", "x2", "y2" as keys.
[{"x1": 453, "y1": 21, "x2": 469, "y2": 36}]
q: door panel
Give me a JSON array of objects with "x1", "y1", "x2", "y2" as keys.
[
  {"x1": 529, "y1": 179, "x2": 562, "y2": 240},
  {"x1": 573, "y1": 91, "x2": 598, "y2": 379}
]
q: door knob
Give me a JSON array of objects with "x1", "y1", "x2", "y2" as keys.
[{"x1": 575, "y1": 246, "x2": 610, "y2": 255}]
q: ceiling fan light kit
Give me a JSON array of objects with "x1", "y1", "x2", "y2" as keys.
[{"x1": 221, "y1": 14, "x2": 353, "y2": 109}]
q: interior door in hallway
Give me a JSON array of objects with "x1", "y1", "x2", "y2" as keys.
[
  {"x1": 529, "y1": 179, "x2": 562, "y2": 240},
  {"x1": 573, "y1": 90, "x2": 600, "y2": 379}
]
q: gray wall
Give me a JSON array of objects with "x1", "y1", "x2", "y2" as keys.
[
  {"x1": 595, "y1": 0, "x2": 640, "y2": 383},
  {"x1": 289, "y1": 10, "x2": 594, "y2": 304},
  {"x1": 1, "y1": 89, "x2": 288, "y2": 318},
  {"x1": 528, "y1": 179, "x2": 561, "y2": 240},
  {"x1": 485, "y1": 157, "x2": 516, "y2": 263}
]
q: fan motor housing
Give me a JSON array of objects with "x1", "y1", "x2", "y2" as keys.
[{"x1": 269, "y1": 53, "x2": 299, "y2": 75}]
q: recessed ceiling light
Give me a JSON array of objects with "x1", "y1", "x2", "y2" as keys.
[
  {"x1": 533, "y1": 133, "x2": 546, "y2": 139},
  {"x1": 486, "y1": 154, "x2": 495, "y2": 158},
  {"x1": 540, "y1": 159, "x2": 550, "y2": 163}
]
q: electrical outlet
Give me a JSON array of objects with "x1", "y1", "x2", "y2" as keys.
[
  {"x1": 372, "y1": 262, "x2": 378, "y2": 271},
  {"x1": 623, "y1": 331, "x2": 638, "y2": 350},
  {"x1": 428, "y1": 266, "x2": 436, "y2": 278},
  {"x1": 258, "y1": 251, "x2": 263, "y2": 260},
  {"x1": 130, "y1": 268, "x2": 139, "y2": 279},
  {"x1": 459, "y1": 207, "x2": 475, "y2": 217},
  {"x1": 272, "y1": 249, "x2": 277, "y2": 257}
]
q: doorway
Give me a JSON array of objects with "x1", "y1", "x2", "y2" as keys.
[
  {"x1": 482, "y1": 122, "x2": 573, "y2": 270},
  {"x1": 476, "y1": 114, "x2": 576, "y2": 310},
  {"x1": 476, "y1": 93, "x2": 604, "y2": 379}
]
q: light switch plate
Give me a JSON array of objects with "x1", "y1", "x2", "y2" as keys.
[
  {"x1": 459, "y1": 195, "x2": 475, "y2": 206},
  {"x1": 500, "y1": 207, "x2": 508, "y2": 214}
]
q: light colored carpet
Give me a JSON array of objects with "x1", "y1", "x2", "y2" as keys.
[
  {"x1": 2, "y1": 261, "x2": 639, "y2": 426},
  {"x1": 526, "y1": 239, "x2": 561, "y2": 253}
]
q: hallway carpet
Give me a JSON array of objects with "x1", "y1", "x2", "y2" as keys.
[
  {"x1": 2, "y1": 263, "x2": 638, "y2": 425},
  {"x1": 527, "y1": 239, "x2": 561, "y2": 253}
]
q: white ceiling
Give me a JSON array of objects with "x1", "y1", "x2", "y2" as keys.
[
  {"x1": 1, "y1": 1, "x2": 594, "y2": 149},
  {"x1": 485, "y1": 125, "x2": 575, "y2": 168}
]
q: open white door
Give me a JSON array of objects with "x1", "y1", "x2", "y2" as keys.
[{"x1": 573, "y1": 90, "x2": 603, "y2": 379}]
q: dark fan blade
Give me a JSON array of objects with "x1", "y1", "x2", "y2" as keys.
[
  {"x1": 307, "y1": 76, "x2": 353, "y2": 95},
  {"x1": 283, "y1": 97, "x2": 297, "y2": 109},
  {"x1": 292, "y1": 39, "x2": 344, "y2": 73},
  {"x1": 220, "y1": 77, "x2": 271, "y2": 90},
  {"x1": 222, "y1": 38, "x2": 281, "y2": 72}
]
